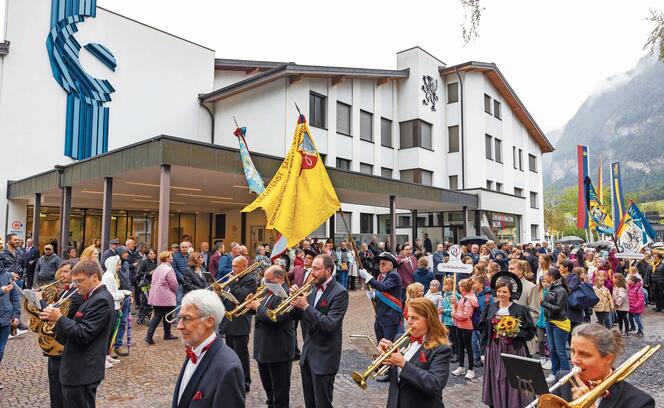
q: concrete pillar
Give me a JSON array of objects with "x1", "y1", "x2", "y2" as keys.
[
  {"x1": 32, "y1": 194, "x2": 41, "y2": 245},
  {"x1": 60, "y1": 187, "x2": 72, "y2": 256},
  {"x1": 411, "y1": 209, "x2": 418, "y2": 245},
  {"x1": 157, "y1": 164, "x2": 171, "y2": 252},
  {"x1": 390, "y1": 195, "x2": 396, "y2": 254},
  {"x1": 101, "y1": 177, "x2": 113, "y2": 252}
]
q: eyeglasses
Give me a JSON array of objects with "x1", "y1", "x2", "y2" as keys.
[
  {"x1": 177, "y1": 314, "x2": 204, "y2": 325},
  {"x1": 71, "y1": 276, "x2": 89, "y2": 285}
]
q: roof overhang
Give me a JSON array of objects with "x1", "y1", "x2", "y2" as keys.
[
  {"x1": 440, "y1": 61, "x2": 554, "y2": 153},
  {"x1": 201, "y1": 63, "x2": 409, "y2": 104},
  {"x1": 0, "y1": 41, "x2": 9, "y2": 56}
]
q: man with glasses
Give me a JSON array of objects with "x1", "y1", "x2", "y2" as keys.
[
  {"x1": 39, "y1": 260, "x2": 114, "y2": 408},
  {"x1": 35, "y1": 244, "x2": 62, "y2": 287},
  {"x1": 172, "y1": 289, "x2": 245, "y2": 408}
]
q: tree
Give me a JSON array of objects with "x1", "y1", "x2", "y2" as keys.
[
  {"x1": 644, "y1": 9, "x2": 664, "y2": 62},
  {"x1": 460, "y1": 0, "x2": 483, "y2": 45}
]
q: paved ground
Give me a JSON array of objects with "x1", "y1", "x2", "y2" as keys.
[{"x1": 1, "y1": 290, "x2": 662, "y2": 407}]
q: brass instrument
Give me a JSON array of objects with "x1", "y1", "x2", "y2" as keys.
[
  {"x1": 35, "y1": 278, "x2": 65, "y2": 301},
  {"x1": 24, "y1": 284, "x2": 78, "y2": 357},
  {"x1": 538, "y1": 344, "x2": 661, "y2": 408},
  {"x1": 225, "y1": 286, "x2": 269, "y2": 321},
  {"x1": 165, "y1": 262, "x2": 260, "y2": 323},
  {"x1": 525, "y1": 367, "x2": 581, "y2": 408},
  {"x1": 352, "y1": 328, "x2": 413, "y2": 389},
  {"x1": 266, "y1": 280, "x2": 315, "y2": 322}
]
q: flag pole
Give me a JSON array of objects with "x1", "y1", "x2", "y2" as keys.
[
  {"x1": 294, "y1": 102, "x2": 302, "y2": 117},
  {"x1": 233, "y1": 116, "x2": 240, "y2": 129},
  {"x1": 338, "y1": 210, "x2": 376, "y2": 314}
]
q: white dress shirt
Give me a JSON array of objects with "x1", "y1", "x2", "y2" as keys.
[
  {"x1": 178, "y1": 332, "x2": 217, "y2": 404},
  {"x1": 398, "y1": 338, "x2": 423, "y2": 377},
  {"x1": 314, "y1": 276, "x2": 334, "y2": 306}
]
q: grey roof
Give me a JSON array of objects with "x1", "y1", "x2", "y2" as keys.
[
  {"x1": 0, "y1": 41, "x2": 9, "y2": 56},
  {"x1": 215, "y1": 58, "x2": 291, "y2": 71}
]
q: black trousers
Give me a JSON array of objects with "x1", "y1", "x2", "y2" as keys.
[
  {"x1": 300, "y1": 360, "x2": 335, "y2": 408},
  {"x1": 62, "y1": 382, "x2": 99, "y2": 408},
  {"x1": 653, "y1": 281, "x2": 664, "y2": 310},
  {"x1": 257, "y1": 360, "x2": 292, "y2": 408},
  {"x1": 226, "y1": 335, "x2": 251, "y2": 388},
  {"x1": 146, "y1": 306, "x2": 173, "y2": 340},
  {"x1": 456, "y1": 328, "x2": 474, "y2": 370},
  {"x1": 48, "y1": 357, "x2": 64, "y2": 408},
  {"x1": 293, "y1": 321, "x2": 301, "y2": 356},
  {"x1": 446, "y1": 325, "x2": 459, "y2": 356},
  {"x1": 374, "y1": 320, "x2": 399, "y2": 343}
]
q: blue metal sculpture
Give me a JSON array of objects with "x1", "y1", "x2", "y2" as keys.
[{"x1": 46, "y1": 0, "x2": 117, "y2": 160}]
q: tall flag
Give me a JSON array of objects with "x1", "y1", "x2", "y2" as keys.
[
  {"x1": 610, "y1": 161, "x2": 626, "y2": 228},
  {"x1": 585, "y1": 177, "x2": 614, "y2": 235},
  {"x1": 242, "y1": 114, "x2": 341, "y2": 251},
  {"x1": 233, "y1": 126, "x2": 289, "y2": 258},
  {"x1": 576, "y1": 145, "x2": 590, "y2": 229},
  {"x1": 617, "y1": 200, "x2": 657, "y2": 252},
  {"x1": 597, "y1": 157, "x2": 604, "y2": 203}
]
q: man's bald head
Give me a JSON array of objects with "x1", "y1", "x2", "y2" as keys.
[{"x1": 232, "y1": 255, "x2": 248, "y2": 273}]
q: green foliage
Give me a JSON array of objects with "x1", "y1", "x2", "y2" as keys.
[{"x1": 644, "y1": 9, "x2": 664, "y2": 62}]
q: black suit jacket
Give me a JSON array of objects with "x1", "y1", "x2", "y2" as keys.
[
  {"x1": 172, "y1": 336, "x2": 245, "y2": 408},
  {"x1": 478, "y1": 302, "x2": 536, "y2": 354},
  {"x1": 291, "y1": 279, "x2": 349, "y2": 375},
  {"x1": 367, "y1": 270, "x2": 403, "y2": 326},
  {"x1": 54, "y1": 285, "x2": 114, "y2": 386},
  {"x1": 52, "y1": 286, "x2": 84, "y2": 348},
  {"x1": 219, "y1": 271, "x2": 257, "y2": 336},
  {"x1": 253, "y1": 283, "x2": 295, "y2": 363},
  {"x1": 553, "y1": 371, "x2": 654, "y2": 408},
  {"x1": 387, "y1": 343, "x2": 452, "y2": 408},
  {"x1": 183, "y1": 267, "x2": 207, "y2": 294}
]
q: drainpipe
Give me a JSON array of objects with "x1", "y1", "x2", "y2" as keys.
[
  {"x1": 455, "y1": 68, "x2": 465, "y2": 189},
  {"x1": 201, "y1": 101, "x2": 215, "y2": 145}
]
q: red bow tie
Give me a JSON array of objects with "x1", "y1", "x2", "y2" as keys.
[
  {"x1": 83, "y1": 294, "x2": 89, "y2": 301},
  {"x1": 185, "y1": 341, "x2": 214, "y2": 364},
  {"x1": 409, "y1": 335, "x2": 423, "y2": 344},
  {"x1": 64, "y1": 285, "x2": 70, "y2": 291}
]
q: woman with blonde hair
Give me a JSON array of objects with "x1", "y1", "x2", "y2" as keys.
[
  {"x1": 79, "y1": 244, "x2": 100, "y2": 262},
  {"x1": 380, "y1": 297, "x2": 452, "y2": 408},
  {"x1": 403, "y1": 282, "x2": 424, "y2": 321}
]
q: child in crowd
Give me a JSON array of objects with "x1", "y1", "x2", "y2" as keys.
[
  {"x1": 628, "y1": 266, "x2": 643, "y2": 284},
  {"x1": 451, "y1": 279, "x2": 478, "y2": 380},
  {"x1": 403, "y1": 282, "x2": 424, "y2": 321},
  {"x1": 441, "y1": 277, "x2": 460, "y2": 363},
  {"x1": 612, "y1": 274, "x2": 630, "y2": 336},
  {"x1": 424, "y1": 279, "x2": 443, "y2": 316},
  {"x1": 627, "y1": 275, "x2": 645, "y2": 337},
  {"x1": 593, "y1": 274, "x2": 614, "y2": 329}
]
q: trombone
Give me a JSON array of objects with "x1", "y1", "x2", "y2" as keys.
[
  {"x1": 35, "y1": 278, "x2": 64, "y2": 291},
  {"x1": 225, "y1": 286, "x2": 270, "y2": 321},
  {"x1": 352, "y1": 328, "x2": 413, "y2": 389},
  {"x1": 266, "y1": 280, "x2": 315, "y2": 322},
  {"x1": 165, "y1": 262, "x2": 260, "y2": 323}
]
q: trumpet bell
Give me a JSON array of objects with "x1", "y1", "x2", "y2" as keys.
[
  {"x1": 351, "y1": 371, "x2": 368, "y2": 390},
  {"x1": 537, "y1": 394, "x2": 571, "y2": 408}
]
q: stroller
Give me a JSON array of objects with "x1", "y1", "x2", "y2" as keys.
[{"x1": 136, "y1": 274, "x2": 153, "y2": 325}]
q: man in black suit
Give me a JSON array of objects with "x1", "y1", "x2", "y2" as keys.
[
  {"x1": 172, "y1": 289, "x2": 245, "y2": 408},
  {"x1": 39, "y1": 260, "x2": 114, "y2": 408},
  {"x1": 247, "y1": 265, "x2": 294, "y2": 408},
  {"x1": 359, "y1": 252, "x2": 403, "y2": 342},
  {"x1": 24, "y1": 238, "x2": 40, "y2": 289},
  {"x1": 290, "y1": 254, "x2": 349, "y2": 408},
  {"x1": 218, "y1": 255, "x2": 257, "y2": 393}
]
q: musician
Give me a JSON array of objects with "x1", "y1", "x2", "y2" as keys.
[
  {"x1": 553, "y1": 323, "x2": 654, "y2": 407},
  {"x1": 359, "y1": 252, "x2": 403, "y2": 343},
  {"x1": 290, "y1": 254, "x2": 349, "y2": 408},
  {"x1": 218, "y1": 255, "x2": 257, "y2": 393},
  {"x1": 379, "y1": 297, "x2": 452, "y2": 408},
  {"x1": 288, "y1": 247, "x2": 316, "y2": 359},
  {"x1": 46, "y1": 259, "x2": 84, "y2": 408},
  {"x1": 172, "y1": 289, "x2": 245, "y2": 408},
  {"x1": 39, "y1": 260, "x2": 114, "y2": 408},
  {"x1": 246, "y1": 265, "x2": 294, "y2": 408}
]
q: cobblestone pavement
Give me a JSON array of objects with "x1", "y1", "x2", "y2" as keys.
[{"x1": 1, "y1": 290, "x2": 662, "y2": 407}]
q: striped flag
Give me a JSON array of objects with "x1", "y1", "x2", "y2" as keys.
[
  {"x1": 597, "y1": 157, "x2": 603, "y2": 203},
  {"x1": 610, "y1": 161, "x2": 626, "y2": 228},
  {"x1": 577, "y1": 145, "x2": 590, "y2": 229}
]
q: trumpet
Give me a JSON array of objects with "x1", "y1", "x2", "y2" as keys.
[
  {"x1": 352, "y1": 328, "x2": 413, "y2": 389},
  {"x1": 225, "y1": 286, "x2": 269, "y2": 321},
  {"x1": 35, "y1": 278, "x2": 65, "y2": 291},
  {"x1": 165, "y1": 262, "x2": 260, "y2": 323},
  {"x1": 266, "y1": 280, "x2": 315, "y2": 322}
]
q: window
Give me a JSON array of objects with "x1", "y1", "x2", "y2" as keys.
[
  {"x1": 496, "y1": 182, "x2": 503, "y2": 192},
  {"x1": 360, "y1": 110, "x2": 373, "y2": 142},
  {"x1": 381, "y1": 118, "x2": 392, "y2": 147},
  {"x1": 360, "y1": 213, "x2": 374, "y2": 234},
  {"x1": 513, "y1": 147, "x2": 517, "y2": 169},
  {"x1": 381, "y1": 167, "x2": 393, "y2": 178},
  {"x1": 529, "y1": 154, "x2": 537, "y2": 172},
  {"x1": 530, "y1": 191, "x2": 539, "y2": 209},
  {"x1": 514, "y1": 187, "x2": 523, "y2": 197},
  {"x1": 319, "y1": 153, "x2": 327, "y2": 165},
  {"x1": 531, "y1": 224, "x2": 539, "y2": 240},
  {"x1": 309, "y1": 92, "x2": 326, "y2": 129},
  {"x1": 494, "y1": 138, "x2": 503, "y2": 163},
  {"x1": 336, "y1": 158, "x2": 351, "y2": 170},
  {"x1": 484, "y1": 94, "x2": 492, "y2": 114},
  {"x1": 493, "y1": 100, "x2": 501, "y2": 120},
  {"x1": 399, "y1": 119, "x2": 433, "y2": 149},
  {"x1": 448, "y1": 125, "x2": 459, "y2": 153},
  {"x1": 397, "y1": 215, "x2": 412, "y2": 228},
  {"x1": 449, "y1": 175, "x2": 458, "y2": 191},
  {"x1": 485, "y1": 134, "x2": 493, "y2": 160},
  {"x1": 359, "y1": 163, "x2": 373, "y2": 175},
  {"x1": 336, "y1": 102, "x2": 351, "y2": 136},
  {"x1": 486, "y1": 180, "x2": 493, "y2": 190},
  {"x1": 335, "y1": 211, "x2": 352, "y2": 235},
  {"x1": 401, "y1": 169, "x2": 433, "y2": 186},
  {"x1": 519, "y1": 149, "x2": 523, "y2": 171},
  {"x1": 447, "y1": 82, "x2": 459, "y2": 103}
]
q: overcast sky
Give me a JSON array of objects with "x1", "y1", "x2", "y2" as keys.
[{"x1": 2, "y1": 0, "x2": 661, "y2": 133}]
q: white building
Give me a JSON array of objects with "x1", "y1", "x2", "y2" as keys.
[{"x1": 0, "y1": 0, "x2": 552, "y2": 254}]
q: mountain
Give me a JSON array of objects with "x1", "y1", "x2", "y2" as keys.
[{"x1": 544, "y1": 56, "x2": 664, "y2": 201}]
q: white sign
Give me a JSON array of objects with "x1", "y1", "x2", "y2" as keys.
[
  {"x1": 449, "y1": 244, "x2": 462, "y2": 262},
  {"x1": 9, "y1": 220, "x2": 25, "y2": 238},
  {"x1": 437, "y1": 262, "x2": 473, "y2": 275},
  {"x1": 615, "y1": 252, "x2": 645, "y2": 260}
]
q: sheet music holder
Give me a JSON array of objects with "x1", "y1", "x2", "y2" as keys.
[
  {"x1": 265, "y1": 282, "x2": 288, "y2": 299},
  {"x1": 350, "y1": 335, "x2": 380, "y2": 359},
  {"x1": 501, "y1": 353, "x2": 549, "y2": 395},
  {"x1": 203, "y1": 271, "x2": 215, "y2": 284},
  {"x1": 21, "y1": 288, "x2": 43, "y2": 311}
]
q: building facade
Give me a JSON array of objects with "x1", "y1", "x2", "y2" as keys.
[{"x1": 0, "y1": 0, "x2": 551, "y2": 253}]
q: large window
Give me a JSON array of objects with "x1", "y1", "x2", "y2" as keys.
[
  {"x1": 360, "y1": 213, "x2": 374, "y2": 234},
  {"x1": 531, "y1": 224, "x2": 539, "y2": 240},
  {"x1": 493, "y1": 100, "x2": 501, "y2": 120},
  {"x1": 401, "y1": 169, "x2": 433, "y2": 186},
  {"x1": 484, "y1": 94, "x2": 492, "y2": 114},
  {"x1": 381, "y1": 167, "x2": 393, "y2": 178},
  {"x1": 336, "y1": 158, "x2": 351, "y2": 170},
  {"x1": 448, "y1": 125, "x2": 459, "y2": 153},
  {"x1": 485, "y1": 134, "x2": 493, "y2": 160},
  {"x1": 399, "y1": 119, "x2": 432, "y2": 150},
  {"x1": 359, "y1": 163, "x2": 373, "y2": 175},
  {"x1": 336, "y1": 102, "x2": 351, "y2": 136},
  {"x1": 309, "y1": 92, "x2": 326, "y2": 129},
  {"x1": 447, "y1": 82, "x2": 459, "y2": 104},
  {"x1": 529, "y1": 154, "x2": 538, "y2": 172},
  {"x1": 335, "y1": 211, "x2": 352, "y2": 235},
  {"x1": 381, "y1": 117, "x2": 392, "y2": 147},
  {"x1": 530, "y1": 191, "x2": 539, "y2": 209},
  {"x1": 360, "y1": 110, "x2": 373, "y2": 142},
  {"x1": 494, "y1": 138, "x2": 503, "y2": 163},
  {"x1": 449, "y1": 175, "x2": 458, "y2": 191}
]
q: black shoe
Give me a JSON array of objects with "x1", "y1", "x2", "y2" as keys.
[
  {"x1": 244, "y1": 385, "x2": 251, "y2": 393},
  {"x1": 293, "y1": 353, "x2": 300, "y2": 361},
  {"x1": 164, "y1": 335, "x2": 179, "y2": 341},
  {"x1": 450, "y1": 356, "x2": 459, "y2": 364},
  {"x1": 145, "y1": 338, "x2": 155, "y2": 345}
]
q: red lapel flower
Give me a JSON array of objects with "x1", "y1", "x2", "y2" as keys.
[
  {"x1": 74, "y1": 311, "x2": 84, "y2": 319},
  {"x1": 419, "y1": 350, "x2": 427, "y2": 363},
  {"x1": 192, "y1": 391, "x2": 203, "y2": 401},
  {"x1": 319, "y1": 298, "x2": 327, "y2": 308}
]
